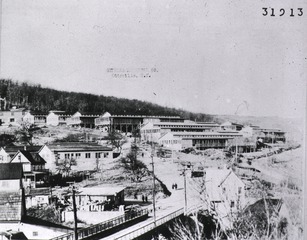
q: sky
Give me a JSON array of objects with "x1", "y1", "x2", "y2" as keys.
[{"x1": 0, "y1": 0, "x2": 306, "y2": 118}]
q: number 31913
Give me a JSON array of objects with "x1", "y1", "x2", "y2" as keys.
[{"x1": 262, "y1": 8, "x2": 303, "y2": 17}]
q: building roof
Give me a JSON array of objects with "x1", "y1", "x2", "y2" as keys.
[
  {"x1": 47, "y1": 142, "x2": 112, "y2": 152},
  {"x1": 0, "y1": 231, "x2": 28, "y2": 240},
  {"x1": 27, "y1": 187, "x2": 51, "y2": 196},
  {"x1": 3, "y1": 145, "x2": 43, "y2": 154},
  {"x1": 205, "y1": 169, "x2": 244, "y2": 201},
  {"x1": 0, "y1": 163, "x2": 23, "y2": 180},
  {"x1": 18, "y1": 151, "x2": 46, "y2": 165},
  {"x1": 155, "y1": 122, "x2": 219, "y2": 127},
  {"x1": 78, "y1": 186, "x2": 125, "y2": 196}
]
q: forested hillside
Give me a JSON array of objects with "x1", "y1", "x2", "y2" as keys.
[{"x1": 0, "y1": 79, "x2": 214, "y2": 121}]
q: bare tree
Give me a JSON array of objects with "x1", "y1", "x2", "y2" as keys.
[
  {"x1": 108, "y1": 130, "x2": 127, "y2": 154},
  {"x1": 169, "y1": 172, "x2": 295, "y2": 240},
  {"x1": 55, "y1": 157, "x2": 76, "y2": 177}
]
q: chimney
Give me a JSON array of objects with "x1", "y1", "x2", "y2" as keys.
[{"x1": 24, "y1": 146, "x2": 26, "y2": 151}]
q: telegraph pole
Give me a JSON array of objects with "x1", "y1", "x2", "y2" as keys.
[
  {"x1": 183, "y1": 166, "x2": 187, "y2": 212},
  {"x1": 151, "y1": 153, "x2": 156, "y2": 226},
  {"x1": 72, "y1": 186, "x2": 78, "y2": 240}
]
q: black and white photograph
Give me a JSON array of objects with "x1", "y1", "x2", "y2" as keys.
[{"x1": 0, "y1": 0, "x2": 306, "y2": 239}]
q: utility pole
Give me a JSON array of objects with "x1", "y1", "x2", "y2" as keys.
[
  {"x1": 72, "y1": 186, "x2": 78, "y2": 240},
  {"x1": 179, "y1": 162, "x2": 189, "y2": 214},
  {"x1": 183, "y1": 166, "x2": 187, "y2": 213},
  {"x1": 235, "y1": 137, "x2": 238, "y2": 164},
  {"x1": 151, "y1": 153, "x2": 156, "y2": 226}
]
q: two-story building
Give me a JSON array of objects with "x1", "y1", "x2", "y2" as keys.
[
  {"x1": 94, "y1": 112, "x2": 111, "y2": 132},
  {"x1": 0, "y1": 107, "x2": 27, "y2": 126},
  {"x1": 10, "y1": 150, "x2": 49, "y2": 188},
  {"x1": 204, "y1": 168, "x2": 245, "y2": 228},
  {"x1": 46, "y1": 111, "x2": 71, "y2": 126}
]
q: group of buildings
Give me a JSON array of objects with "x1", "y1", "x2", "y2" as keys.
[
  {"x1": 0, "y1": 107, "x2": 286, "y2": 153},
  {"x1": 0, "y1": 142, "x2": 113, "y2": 189},
  {"x1": 140, "y1": 120, "x2": 286, "y2": 152}
]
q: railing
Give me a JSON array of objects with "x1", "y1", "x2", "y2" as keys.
[
  {"x1": 113, "y1": 208, "x2": 184, "y2": 240},
  {"x1": 50, "y1": 209, "x2": 148, "y2": 240},
  {"x1": 185, "y1": 204, "x2": 204, "y2": 216}
]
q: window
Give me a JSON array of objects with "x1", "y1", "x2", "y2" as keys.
[
  {"x1": 230, "y1": 201, "x2": 235, "y2": 208},
  {"x1": 33, "y1": 231, "x2": 38, "y2": 236},
  {"x1": 95, "y1": 153, "x2": 101, "y2": 158},
  {"x1": 76, "y1": 153, "x2": 81, "y2": 158},
  {"x1": 85, "y1": 153, "x2": 91, "y2": 158},
  {"x1": 104, "y1": 153, "x2": 109, "y2": 158},
  {"x1": 238, "y1": 187, "x2": 242, "y2": 194},
  {"x1": 64, "y1": 153, "x2": 70, "y2": 159}
]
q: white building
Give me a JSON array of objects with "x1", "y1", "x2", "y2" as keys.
[
  {"x1": 22, "y1": 112, "x2": 35, "y2": 124},
  {"x1": 140, "y1": 122, "x2": 161, "y2": 142},
  {"x1": 94, "y1": 112, "x2": 111, "y2": 131},
  {"x1": 158, "y1": 132, "x2": 182, "y2": 151},
  {"x1": 205, "y1": 168, "x2": 245, "y2": 228},
  {"x1": 40, "y1": 142, "x2": 113, "y2": 173}
]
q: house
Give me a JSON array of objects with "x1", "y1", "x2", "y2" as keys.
[
  {"x1": 66, "y1": 111, "x2": 100, "y2": 128},
  {"x1": 46, "y1": 111, "x2": 70, "y2": 126},
  {"x1": 0, "y1": 107, "x2": 27, "y2": 126},
  {"x1": 10, "y1": 150, "x2": 49, "y2": 188},
  {"x1": 67, "y1": 186, "x2": 125, "y2": 212},
  {"x1": 0, "y1": 145, "x2": 43, "y2": 163},
  {"x1": 204, "y1": 168, "x2": 245, "y2": 228},
  {"x1": 94, "y1": 112, "x2": 111, "y2": 132},
  {"x1": 0, "y1": 163, "x2": 25, "y2": 222},
  {"x1": 0, "y1": 148, "x2": 10, "y2": 163},
  {"x1": 40, "y1": 142, "x2": 113, "y2": 173},
  {"x1": 22, "y1": 112, "x2": 35, "y2": 125}
]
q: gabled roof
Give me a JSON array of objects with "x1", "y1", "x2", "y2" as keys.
[
  {"x1": 205, "y1": 169, "x2": 244, "y2": 201},
  {"x1": 17, "y1": 151, "x2": 46, "y2": 165},
  {"x1": 102, "y1": 112, "x2": 111, "y2": 117},
  {"x1": 3, "y1": 145, "x2": 43, "y2": 154},
  {"x1": 0, "y1": 163, "x2": 23, "y2": 180},
  {"x1": 0, "y1": 231, "x2": 28, "y2": 240}
]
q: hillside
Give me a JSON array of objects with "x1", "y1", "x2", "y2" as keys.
[{"x1": 0, "y1": 79, "x2": 214, "y2": 122}]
